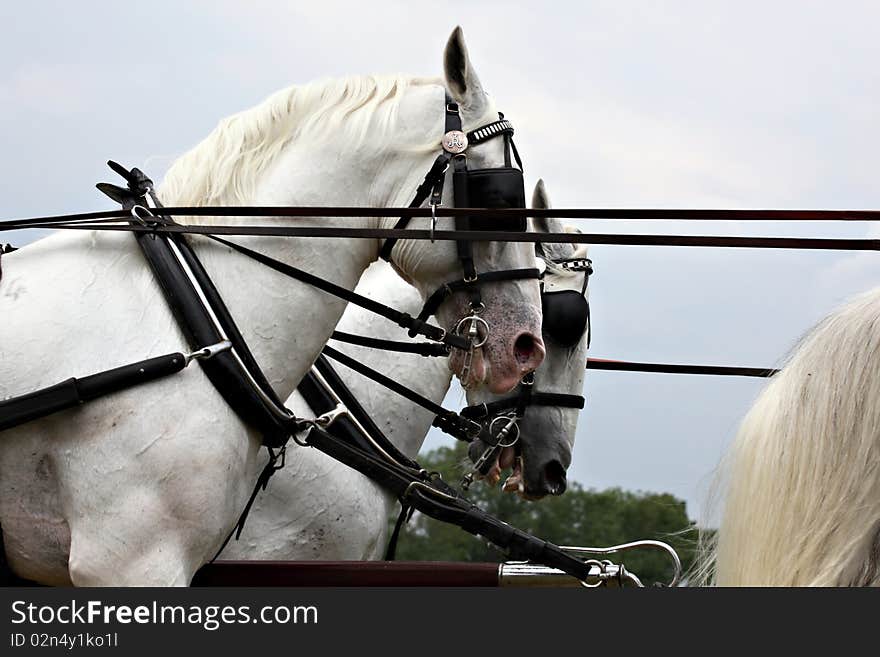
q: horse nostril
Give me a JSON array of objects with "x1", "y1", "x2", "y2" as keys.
[
  {"x1": 542, "y1": 460, "x2": 568, "y2": 496},
  {"x1": 513, "y1": 332, "x2": 541, "y2": 365}
]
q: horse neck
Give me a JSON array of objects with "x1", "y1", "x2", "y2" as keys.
[
  {"x1": 336, "y1": 261, "x2": 453, "y2": 459},
  {"x1": 191, "y1": 136, "x2": 425, "y2": 404}
]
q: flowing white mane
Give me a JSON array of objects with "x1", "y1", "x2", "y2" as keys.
[
  {"x1": 695, "y1": 286, "x2": 880, "y2": 586},
  {"x1": 159, "y1": 74, "x2": 440, "y2": 207}
]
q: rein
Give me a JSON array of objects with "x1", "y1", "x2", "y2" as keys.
[{"x1": 5, "y1": 214, "x2": 880, "y2": 252}]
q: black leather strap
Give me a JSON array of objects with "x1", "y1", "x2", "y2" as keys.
[
  {"x1": 461, "y1": 391, "x2": 586, "y2": 421},
  {"x1": 0, "y1": 352, "x2": 188, "y2": 432},
  {"x1": 466, "y1": 119, "x2": 513, "y2": 145},
  {"x1": 384, "y1": 502, "x2": 414, "y2": 560},
  {"x1": 321, "y1": 345, "x2": 481, "y2": 443},
  {"x1": 330, "y1": 331, "x2": 450, "y2": 357},
  {"x1": 415, "y1": 267, "x2": 541, "y2": 330},
  {"x1": 451, "y1": 155, "x2": 479, "y2": 307},
  {"x1": 100, "y1": 164, "x2": 297, "y2": 448},
  {"x1": 303, "y1": 423, "x2": 597, "y2": 582},
  {"x1": 378, "y1": 152, "x2": 450, "y2": 262},
  {"x1": 305, "y1": 354, "x2": 419, "y2": 467},
  {"x1": 207, "y1": 235, "x2": 470, "y2": 351}
]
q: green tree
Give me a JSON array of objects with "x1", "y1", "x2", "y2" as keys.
[{"x1": 390, "y1": 443, "x2": 696, "y2": 585}]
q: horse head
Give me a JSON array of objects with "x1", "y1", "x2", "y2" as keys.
[
  {"x1": 465, "y1": 180, "x2": 591, "y2": 498},
  {"x1": 387, "y1": 27, "x2": 545, "y2": 394}
]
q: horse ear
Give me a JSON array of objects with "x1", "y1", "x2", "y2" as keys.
[
  {"x1": 443, "y1": 26, "x2": 487, "y2": 113},
  {"x1": 532, "y1": 178, "x2": 550, "y2": 211},
  {"x1": 531, "y1": 179, "x2": 551, "y2": 234}
]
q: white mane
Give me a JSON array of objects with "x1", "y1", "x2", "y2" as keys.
[
  {"x1": 158, "y1": 74, "x2": 440, "y2": 208},
  {"x1": 695, "y1": 286, "x2": 880, "y2": 586}
]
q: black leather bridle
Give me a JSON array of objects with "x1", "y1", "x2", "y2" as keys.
[
  {"x1": 458, "y1": 255, "x2": 593, "y2": 483},
  {"x1": 379, "y1": 95, "x2": 540, "y2": 378}
]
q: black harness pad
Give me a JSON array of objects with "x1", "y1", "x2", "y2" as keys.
[
  {"x1": 134, "y1": 230, "x2": 292, "y2": 448},
  {"x1": 542, "y1": 290, "x2": 590, "y2": 348},
  {"x1": 454, "y1": 167, "x2": 526, "y2": 231}
]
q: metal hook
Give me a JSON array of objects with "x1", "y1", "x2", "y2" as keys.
[{"x1": 561, "y1": 540, "x2": 682, "y2": 587}]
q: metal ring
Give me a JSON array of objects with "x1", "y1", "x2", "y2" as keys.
[
  {"x1": 488, "y1": 414, "x2": 520, "y2": 448},
  {"x1": 430, "y1": 203, "x2": 437, "y2": 243},
  {"x1": 578, "y1": 560, "x2": 607, "y2": 588},
  {"x1": 129, "y1": 204, "x2": 154, "y2": 225},
  {"x1": 454, "y1": 315, "x2": 489, "y2": 348}
]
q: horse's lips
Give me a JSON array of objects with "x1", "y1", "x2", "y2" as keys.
[
  {"x1": 502, "y1": 455, "x2": 525, "y2": 495},
  {"x1": 480, "y1": 447, "x2": 528, "y2": 497},
  {"x1": 481, "y1": 445, "x2": 514, "y2": 486}
]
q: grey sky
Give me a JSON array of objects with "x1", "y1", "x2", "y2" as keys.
[{"x1": 3, "y1": 1, "x2": 880, "y2": 523}]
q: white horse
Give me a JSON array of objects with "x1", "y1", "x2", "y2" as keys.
[
  {"x1": 0, "y1": 28, "x2": 546, "y2": 586},
  {"x1": 222, "y1": 181, "x2": 591, "y2": 561},
  {"x1": 694, "y1": 287, "x2": 880, "y2": 586}
]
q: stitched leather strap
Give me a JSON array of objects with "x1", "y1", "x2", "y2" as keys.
[
  {"x1": 321, "y1": 345, "x2": 481, "y2": 443},
  {"x1": 330, "y1": 330, "x2": 450, "y2": 357},
  {"x1": 303, "y1": 424, "x2": 598, "y2": 582},
  {"x1": 461, "y1": 391, "x2": 586, "y2": 421},
  {"x1": 415, "y1": 267, "x2": 541, "y2": 329},
  {"x1": 208, "y1": 235, "x2": 470, "y2": 351}
]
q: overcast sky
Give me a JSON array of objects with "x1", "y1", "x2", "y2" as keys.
[{"x1": 3, "y1": 1, "x2": 880, "y2": 523}]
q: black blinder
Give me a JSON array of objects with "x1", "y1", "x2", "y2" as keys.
[
  {"x1": 453, "y1": 167, "x2": 526, "y2": 232},
  {"x1": 542, "y1": 291, "x2": 590, "y2": 348}
]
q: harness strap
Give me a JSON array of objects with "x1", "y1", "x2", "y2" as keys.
[
  {"x1": 0, "y1": 351, "x2": 192, "y2": 432},
  {"x1": 207, "y1": 235, "x2": 470, "y2": 352},
  {"x1": 302, "y1": 424, "x2": 597, "y2": 582},
  {"x1": 322, "y1": 345, "x2": 481, "y2": 443},
  {"x1": 415, "y1": 267, "x2": 541, "y2": 330},
  {"x1": 378, "y1": 152, "x2": 451, "y2": 262},
  {"x1": 461, "y1": 391, "x2": 586, "y2": 421},
  {"x1": 210, "y1": 444, "x2": 287, "y2": 562},
  {"x1": 118, "y1": 186, "x2": 296, "y2": 448},
  {"x1": 451, "y1": 154, "x2": 480, "y2": 311},
  {"x1": 330, "y1": 330, "x2": 450, "y2": 357},
  {"x1": 378, "y1": 95, "x2": 462, "y2": 262},
  {"x1": 309, "y1": 354, "x2": 419, "y2": 468},
  {"x1": 378, "y1": 93, "x2": 519, "y2": 271},
  {"x1": 467, "y1": 118, "x2": 513, "y2": 145},
  {"x1": 384, "y1": 502, "x2": 414, "y2": 560}
]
